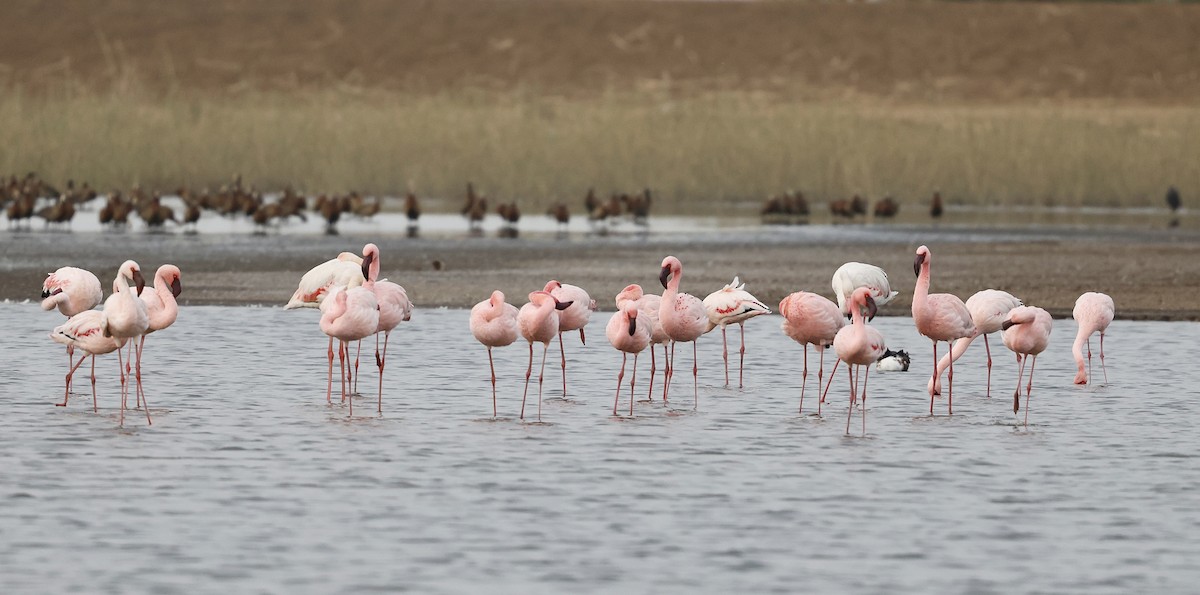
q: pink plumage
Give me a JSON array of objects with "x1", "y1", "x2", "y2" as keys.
[
  {"x1": 779, "y1": 290, "x2": 845, "y2": 415},
  {"x1": 1072, "y1": 292, "x2": 1115, "y2": 385},
  {"x1": 703, "y1": 276, "x2": 770, "y2": 388},
  {"x1": 320, "y1": 285, "x2": 380, "y2": 416},
  {"x1": 470, "y1": 290, "x2": 520, "y2": 417},
  {"x1": 545, "y1": 279, "x2": 596, "y2": 399},
  {"x1": 833, "y1": 288, "x2": 886, "y2": 436},
  {"x1": 133, "y1": 264, "x2": 183, "y2": 418},
  {"x1": 912, "y1": 245, "x2": 976, "y2": 416},
  {"x1": 615, "y1": 283, "x2": 669, "y2": 401},
  {"x1": 103, "y1": 260, "x2": 150, "y2": 426},
  {"x1": 658, "y1": 255, "x2": 708, "y2": 407},
  {"x1": 1001, "y1": 306, "x2": 1053, "y2": 427},
  {"x1": 518, "y1": 290, "x2": 571, "y2": 422},
  {"x1": 929, "y1": 289, "x2": 1023, "y2": 397},
  {"x1": 42, "y1": 266, "x2": 102, "y2": 317},
  {"x1": 606, "y1": 303, "x2": 652, "y2": 416},
  {"x1": 360, "y1": 243, "x2": 414, "y2": 413},
  {"x1": 49, "y1": 310, "x2": 127, "y2": 415}
]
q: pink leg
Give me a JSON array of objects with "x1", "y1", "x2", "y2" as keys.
[
  {"x1": 520, "y1": 342, "x2": 533, "y2": 420},
  {"x1": 377, "y1": 331, "x2": 390, "y2": 414},
  {"x1": 1099, "y1": 332, "x2": 1108, "y2": 384},
  {"x1": 820, "y1": 358, "x2": 841, "y2": 415},
  {"x1": 861, "y1": 365, "x2": 870, "y2": 436},
  {"x1": 629, "y1": 353, "x2": 638, "y2": 417},
  {"x1": 984, "y1": 334, "x2": 993, "y2": 398},
  {"x1": 559, "y1": 332, "x2": 568, "y2": 399},
  {"x1": 663, "y1": 341, "x2": 675, "y2": 403},
  {"x1": 135, "y1": 335, "x2": 145, "y2": 410},
  {"x1": 353, "y1": 339, "x2": 361, "y2": 395},
  {"x1": 720, "y1": 325, "x2": 729, "y2": 387},
  {"x1": 537, "y1": 343, "x2": 549, "y2": 422},
  {"x1": 326, "y1": 337, "x2": 334, "y2": 404},
  {"x1": 929, "y1": 340, "x2": 938, "y2": 416},
  {"x1": 90, "y1": 355, "x2": 98, "y2": 413},
  {"x1": 579, "y1": 328, "x2": 586, "y2": 345},
  {"x1": 1025, "y1": 355, "x2": 1038, "y2": 428},
  {"x1": 738, "y1": 322, "x2": 746, "y2": 389},
  {"x1": 853, "y1": 365, "x2": 861, "y2": 408},
  {"x1": 58, "y1": 351, "x2": 89, "y2": 407},
  {"x1": 613, "y1": 353, "x2": 627, "y2": 415},
  {"x1": 344, "y1": 341, "x2": 354, "y2": 417},
  {"x1": 799, "y1": 344, "x2": 809, "y2": 415},
  {"x1": 946, "y1": 341, "x2": 954, "y2": 416},
  {"x1": 692, "y1": 340, "x2": 699, "y2": 410},
  {"x1": 646, "y1": 343, "x2": 656, "y2": 402},
  {"x1": 1012, "y1": 352, "x2": 1028, "y2": 416},
  {"x1": 1086, "y1": 337, "x2": 1093, "y2": 383},
  {"x1": 487, "y1": 347, "x2": 498, "y2": 418},
  {"x1": 338, "y1": 340, "x2": 347, "y2": 404},
  {"x1": 117, "y1": 347, "x2": 126, "y2": 427},
  {"x1": 845, "y1": 364, "x2": 856, "y2": 435},
  {"x1": 65, "y1": 345, "x2": 74, "y2": 395}
]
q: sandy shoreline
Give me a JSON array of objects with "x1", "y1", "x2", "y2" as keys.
[{"x1": 3, "y1": 223, "x2": 1198, "y2": 321}]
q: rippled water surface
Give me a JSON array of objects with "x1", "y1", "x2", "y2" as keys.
[{"x1": 2, "y1": 305, "x2": 1198, "y2": 593}]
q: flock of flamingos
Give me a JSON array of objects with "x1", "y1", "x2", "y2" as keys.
[{"x1": 39, "y1": 243, "x2": 1115, "y2": 435}]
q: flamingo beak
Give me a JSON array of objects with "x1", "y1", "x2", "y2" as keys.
[
  {"x1": 361, "y1": 251, "x2": 375, "y2": 280},
  {"x1": 628, "y1": 315, "x2": 637, "y2": 337},
  {"x1": 170, "y1": 276, "x2": 182, "y2": 298},
  {"x1": 555, "y1": 299, "x2": 573, "y2": 311},
  {"x1": 41, "y1": 288, "x2": 51, "y2": 298},
  {"x1": 132, "y1": 269, "x2": 146, "y2": 296},
  {"x1": 913, "y1": 253, "x2": 925, "y2": 277},
  {"x1": 1001, "y1": 319, "x2": 1016, "y2": 331},
  {"x1": 866, "y1": 295, "x2": 878, "y2": 321},
  {"x1": 659, "y1": 266, "x2": 671, "y2": 289}
]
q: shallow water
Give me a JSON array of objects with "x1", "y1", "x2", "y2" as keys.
[{"x1": 2, "y1": 305, "x2": 1198, "y2": 593}]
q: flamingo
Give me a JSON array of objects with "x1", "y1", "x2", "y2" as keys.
[
  {"x1": 41, "y1": 266, "x2": 103, "y2": 394},
  {"x1": 470, "y1": 290, "x2": 520, "y2": 417},
  {"x1": 928, "y1": 289, "x2": 1023, "y2": 398},
  {"x1": 912, "y1": 245, "x2": 976, "y2": 416},
  {"x1": 360, "y1": 244, "x2": 413, "y2": 413},
  {"x1": 319, "y1": 285, "x2": 379, "y2": 417},
  {"x1": 606, "y1": 303, "x2": 652, "y2": 416},
  {"x1": 1072, "y1": 292, "x2": 1115, "y2": 385},
  {"x1": 615, "y1": 284, "x2": 669, "y2": 401},
  {"x1": 832, "y1": 262, "x2": 899, "y2": 318},
  {"x1": 658, "y1": 256, "x2": 708, "y2": 408},
  {"x1": 133, "y1": 265, "x2": 182, "y2": 412},
  {"x1": 1001, "y1": 306, "x2": 1053, "y2": 427},
  {"x1": 544, "y1": 280, "x2": 596, "y2": 399},
  {"x1": 703, "y1": 277, "x2": 770, "y2": 388},
  {"x1": 103, "y1": 260, "x2": 149, "y2": 426},
  {"x1": 779, "y1": 290, "x2": 845, "y2": 415},
  {"x1": 285, "y1": 252, "x2": 365, "y2": 309},
  {"x1": 49, "y1": 310, "x2": 127, "y2": 415},
  {"x1": 833, "y1": 288, "x2": 886, "y2": 436},
  {"x1": 518, "y1": 291, "x2": 572, "y2": 422}
]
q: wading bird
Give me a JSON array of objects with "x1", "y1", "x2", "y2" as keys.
[
  {"x1": 103, "y1": 260, "x2": 149, "y2": 426},
  {"x1": 360, "y1": 244, "x2": 413, "y2": 413},
  {"x1": 42, "y1": 266, "x2": 103, "y2": 394},
  {"x1": 544, "y1": 280, "x2": 596, "y2": 399},
  {"x1": 606, "y1": 303, "x2": 651, "y2": 416},
  {"x1": 832, "y1": 262, "x2": 899, "y2": 318},
  {"x1": 50, "y1": 310, "x2": 127, "y2": 415},
  {"x1": 703, "y1": 277, "x2": 770, "y2": 388},
  {"x1": 134, "y1": 265, "x2": 183, "y2": 416},
  {"x1": 470, "y1": 290, "x2": 520, "y2": 418},
  {"x1": 319, "y1": 285, "x2": 379, "y2": 417},
  {"x1": 833, "y1": 288, "x2": 885, "y2": 436},
  {"x1": 929, "y1": 289, "x2": 1023, "y2": 398},
  {"x1": 912, "y1": 245, "x2": 976, "y2": 416},
  {"x1": 518, "y1": 291, "x2": 572, "y2": 422},
  {"x1": 779, "y1": 290, "x2": 844, "y2": 415},
  {"x1": 658, "y1": 256, "x2": 708, "y2": 407},
  {"x1": 615, "y1": 284, "x2": 669, "y2": 401},
  {"x1": 1072, "y1": 292, "x2": 1115, "y2": 385},
  {"x1": 1001, "y1": 306, "x2": 1053, "y2": 427}
]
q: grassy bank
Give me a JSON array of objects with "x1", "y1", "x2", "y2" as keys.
[{"x1": 2, "y1": 86, "x2": 1196, "y2": 212}]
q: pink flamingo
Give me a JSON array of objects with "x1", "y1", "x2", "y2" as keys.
[
  {"x1": 658, "y1": 256, "x2": 708, "y2": 408},
  {"x1": 703, "y1": 277, "x2": 770, "y2": 388},
  {"x1": 1001, "y1": 306, "x2": 1053, "y2": 427},
  {"x1": 103, "y1": 260, "x2": 149, "y2": 426},
  {"x1": 833, "y1": 288, "x2": 886, "y2": 436},
  {"x1": 360, "y1": 244, "x2": 413, "y2": 413},
  {"x1": 606, "y1": 303, "x2": 652, "y2": 416},
  {"x1": 470, "y1": 290, "x2": 520, "y2": 417},
  {"x1": 518, "y1": 291, "x2": 572, "y2": 422},
  {"x1": 1072, "y1": 292, "x2": 1115, "y2": 385},
  {"x1": 134, "y1": 265, "x2": 182, "y2": 414},
  {"x1": 832, "y1": 262, "x2": 899, "y2": 317},
  {"x1": 49, "y1": 310, "x2": 128, "y2": 415},
  {"x1": 42, "y1": 266, "x2": 103, "y2": 393},
  {"x1": 929, "y1": 289, "x2": 1023, "y2": 398},
  {"x1": 285, "y1": 252, "x2": 365, "y2": 309},
  {"x1": 320, "y1": 285, "x2": 379, "y2": 417},
  {"x1": 912, "y1": 245, "x2": 976, "y2": 416},
  {"x1": 545, "y1": 280, "x2": 596, "y2": 399},
  {"x1": 779, "y1": 290, "x2": 845, "y2": 415},
  {"x1": 615, "y1": 284, "x2": 669, "y2": 401}
]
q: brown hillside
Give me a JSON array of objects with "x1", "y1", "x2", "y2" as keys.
[{"x1": 2, "y1": 0, "x2": 1199, "y2": 103}]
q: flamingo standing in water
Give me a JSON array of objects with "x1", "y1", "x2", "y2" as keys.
[
  {"x1": 658, "y1": 256, "x2": 708, "y2": 408},
  {"x1": 545, "y1": 280, "x2": 596, "y2": 399},
  {"x1": 287, "y1": 251, "x2": 367, "y2": 388},
  {"x1": 1072, "y1": 292, "x2": 1115, "y2": 385},
  {"x1": 615, "y1": 284, "x2": 669, "y2": 401},
  {"x1": 470, "y1": 290, "x2": 520, "y2": 418},
  {"x1": 606, "y1": 303, "x2": 652, "y2": 416},
  {"x1": 833, "y1": 288, "x2": 886, "y2": 436},
  {"x1": 779, "y1": 290, "x2": 845, "y2": 415},
  {"x1": 703, "y1": 277, "x2": 770, "y2": 388},
  {"x1": 42, "y1": 266, "x2": 103, "y2": 394},
  {"x1": 1001, "y1": 306, "x2": 1053, "y2": 427},
  {"x1": 319, "y1": 285, "x2": 379, "y2": 417},
  {"x1": 929, "y1": 289, "x2": 1023, "y2": 398},
  {"x1": 360, "y1": 244, "x2": 413, "y2": 413},
  {"x1": 518, "y1": 291, "x2": 572, "y2": 422},
  {"x1": 133, "y1": 265, "x2": 183, "y2": 414},
  {"x1": 832, "y1": 262, "x2": 899, "y2": 318},
  {"x1": 103, "y1": 260, "x2": 149, "y2": 426},
  {"x1": 50, "y1": 310, "x2": 127, "y2": 415},
  {"x1": 912, "y1": 245, "x2": 976, "y2": 416}
]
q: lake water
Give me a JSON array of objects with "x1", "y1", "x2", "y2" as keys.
[{"x1": 2, "y1": 305, "x2": 1198, "y2": 593}]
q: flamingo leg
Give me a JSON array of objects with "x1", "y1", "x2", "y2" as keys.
[
  {"x1": 630, "y1": 353, "x2": 638, "y2": 417},
  {"x1": 338, "y1": 340, "x2": 346, "y2": 404},
  {"x1": 353, "y1": 339, "x2": 361, "y2": 395},
  {"x1": 1025, "y1": 355, "x2": 1038, "y2": 428},
  {"x1": 947, "y1": 340, "x2": 955, "y2": 416},
  {"x1": 1099, "y1": 332, "x2": 1108, "y2": 384},
  {"x1": 559, "y1": 332, "x2": 568, "y2": 399},
  {"x1": 692, "y1": 340, "x2": 699, "y2": 410},
  {"x1": 326, "y1": 337, "x2": 334, "y2": 404},
  {"x1": 984, "y1": 334, "x2": 993, "y2": 398},
  {"x1": 487, "y1": 346, "x2": 497, "y2": 418},
  {"x1": 1086, "y1": 337, "x2": 1093, "y2": 383},
  {"x1": 720, "y1": 325, "x2": 729, "y2": 387},
  {"x1": 580, "y1": 328, "x2": 586, "y2": 345},
  {"x1": 377, "y1": 331, "x2": 390, "y2": 414},
  {"x1": 845, "y1": 364, "x2": 856, "y2": 436},
  {"x1": 58, "y1": 351, "x2": 89, "y2": 407},
  {"x1": 929, "y1": 339, "x2": 938, "y2": 416},
  {"x1": 520, "y1": 342, "x2": 533, "y2": 420},
  {"x1": 1013, "y1": 352, "x2": 1028, "y2": 417},
  {"x1": 345, "y1": 341, "x2": 354, "y2": 417},
  {"x1": 646, "y1": 343, "x2": 656, "y2": 402},
  {"x1": 799, "y1": 344, "x2": 809, "y2": 415},
  {"x1": 862, "y1": 365, "x2": 871, "y2": 436},
  {"x1": 135, "y1": 335, "x2": 145, "y2": 410},
  {"x1": 537, "y1": 342, "x2": 549, "y2": 422},
  {"x1": 853, "y1": 365, "x2": 861, "y2": 408},
  {"x1": 65, "y1": 344, "x2": 74, "y2": 395},
  {"x1": 613, "y1": 352, "x2": 627, "y2": 415},
  {"x1": 663, "y1": 341, "x2": 675, "y2": 403},
  {"x1": 820, "y1": 358, "x2": 841, "y2": 415},
  {"x1": 738, "y1": 322, "x2": 746, "y2": 389},
  {"x1": 90, "y1": 355, "x2": 97, "y2": 413},
  {"x1": 117, "y1": 346, "x2": 126, "y2": 428}
]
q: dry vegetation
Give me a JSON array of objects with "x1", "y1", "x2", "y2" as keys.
[{"x1": 2, "y1": 0, "x2": 1198, "y2": 211}]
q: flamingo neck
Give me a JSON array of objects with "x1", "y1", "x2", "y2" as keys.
[
  {"x1": 368, "y1": 255, "x2": 381, "y2": 282},
  {"x1": 1072, "y1": 328, "x2": 1088, "y2": 372},
  {"x1": 915, "y1": 262, "x2": 931, "y2": 301}
]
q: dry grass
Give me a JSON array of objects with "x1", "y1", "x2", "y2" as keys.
[{"x1": 1, "y1": 83, "x2": 1196, "y2": 211}]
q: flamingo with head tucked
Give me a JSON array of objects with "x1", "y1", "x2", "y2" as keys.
[
  {"x1": 134, "y1": 265, "x2": 182, "y2": 411},
  {"x1": 518, "y1": 291, "x2": 573, "y2": 422},
  {"x1": 285, "y1": 252, "x2": 365, "y2": 309},
  {"x1": 1072, "y1": 292, "x2": 1115, "y2": 385},
  {"x1": 544, "y1": 280, "x2": 596, "y2": 399},
  {"x1": 42, "y1": 266, "x2": 103, "y2": 393},
  {"x1": 832, "y1": 262, "x2": 899, "y2": 318},
  {"x1": 703, "y1": 277, "x2": 770, "y2": 388},
  {"x1": 470, "y1": 290, "x2": 520, "y2": 417},
  {"x1": 1001, "y1": 306, "x2": 1053, "y2": 427},
  {"x1": 658, "y1": 256, "x2": 708, "y2": 408},
  {"x1": 360, "y1": 244, "x2": 413, "y2": 413},
  {"x1": 606, "y1": 303, "x2": 652, "y2": 416},
  {"x1": 928, "y1": 289, "x2": 1023, "y2": 398},
  {"x1": 103, "y1": 260, "x2": 149, "y2": 425},
  {"x1": 779, "y1": 290, "x2": 845, "y2": 415},
  {"x1": 319, "y1": 285, "x2": 379, "y2": 417},
  {"x1": 615, "y1": 284, "x2": 669, "y2": 401},
  {"x1": 912, "y1": 245, "x2": 976, "y2": 416},
  {"x1": 50, "y1": 310, "x2": 127, "y2": 415},
  {"x1": 833, "y1": 288, "x2": 886, "y2": 436}
]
